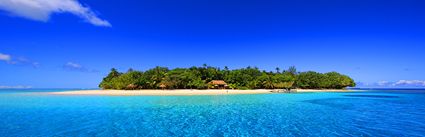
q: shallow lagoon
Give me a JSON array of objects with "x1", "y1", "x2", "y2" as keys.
[{"x1": 0, "y1": 89, "x2": 424, "y2": 136}]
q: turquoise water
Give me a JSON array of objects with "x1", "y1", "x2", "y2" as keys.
[{"x1": 0, "y1": 89, "x2": 424, "y2": 136}]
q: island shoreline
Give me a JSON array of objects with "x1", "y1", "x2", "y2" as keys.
[{"x1": 46, "y1": 89, "x2": 363, "y2": 96}]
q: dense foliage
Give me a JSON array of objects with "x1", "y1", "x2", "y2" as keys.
[{"x1": 99, "y1": 65, "x2": 355, "y2": 90}]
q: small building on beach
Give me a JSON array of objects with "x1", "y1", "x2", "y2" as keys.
[
  {"x1": 208, "y1": 80, "x2": 228, "y2": 89},
  {"x1": 159, "y1": 84, "x2": 166, "y2": 90}
]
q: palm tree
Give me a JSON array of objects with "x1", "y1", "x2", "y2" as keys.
[
  {"x1": 288, "y1": 66, "x2": 297, "y2": 75},
  {"x1": 224, "y1": 66, "x2": 229, "y2": 71},
  {"x1": 275, "y1": 67, "x2": 281, "y2": 73},
  {"x1": 127, "y1": 68, "x2": 134, "y2": 72},
  {"x1": 262, "y1": 74, "x2": 274, "y2": 89}
]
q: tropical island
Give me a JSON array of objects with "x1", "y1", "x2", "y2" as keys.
[
  {"x1": 98, "y1": 65, "x2": 355, "y2": 90},
  {"x1": 49, "y1": 65, "x2": 356, "y2": 96}
]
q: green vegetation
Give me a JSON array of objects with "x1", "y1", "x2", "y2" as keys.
[{"x1": 99, "y1": 65, "x2": 355, "y2": 90}]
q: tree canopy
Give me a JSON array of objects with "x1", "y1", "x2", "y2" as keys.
[{"x1": 99, "y1": 65, "x2": 355, "y2": 90}]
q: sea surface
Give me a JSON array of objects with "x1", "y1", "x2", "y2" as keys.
[{"x1": 0, "y1": 89, "x2": 424, "y2": 137}]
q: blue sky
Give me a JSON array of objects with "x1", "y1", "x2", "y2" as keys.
[{"x1": 0, "y1": 0, "x2": 425, "y2": 88}]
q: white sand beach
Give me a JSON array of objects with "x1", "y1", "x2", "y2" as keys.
[
  {"x1": 47, "y1": 89, "x2": 274, "y2": 96},
  {"x1": 47, "y1": 89, "x2": 359, "y2": 96}
]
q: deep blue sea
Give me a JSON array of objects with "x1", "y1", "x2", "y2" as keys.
[{"x1": 0, "y1": 89, "x2": 424, "y2": 137}]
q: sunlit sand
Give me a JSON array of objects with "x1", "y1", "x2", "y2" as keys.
[{"x1": 47, "y1": 89, "x2": 357, "y2": 96}]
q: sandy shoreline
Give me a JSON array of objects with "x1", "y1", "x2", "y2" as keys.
[
  {"x1": 46, "y1": 89, "x2": 360, "y2": 96},
  {"x1": 47, "y1": 89, "x2": 273, "y2": 96}
]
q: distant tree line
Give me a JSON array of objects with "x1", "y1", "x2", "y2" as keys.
[{"x1": 99, "y1": 65, "x2": 355, "y2": 90}]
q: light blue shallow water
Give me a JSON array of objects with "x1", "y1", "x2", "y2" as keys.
[{"x1": 0, "y1": 89, "x2": 424, "y2": 137}]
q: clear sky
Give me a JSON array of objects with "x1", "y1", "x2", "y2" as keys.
[{"x1": 0, "y1": 0, "x2": 424, "y2": 88}]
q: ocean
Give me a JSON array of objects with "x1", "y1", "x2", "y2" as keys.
[{"x1": 0, "y1": 89, "x2": 424, "y2": 136}]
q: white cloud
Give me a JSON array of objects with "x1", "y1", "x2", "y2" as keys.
[
  {"x1": 0, "y1": 52, "x2": 40, "y2": 67},
  {"x1": 0, "y1": 53, "x2": 11, "y2": 62},
  {"x1": 64, "y1": 62, "x2": 82, "y2": 69},
  {"x1": 0, "y1": 85, "x2": 32, "y2": 89},
  {"x1": 63, "y1": 62, "x2": 97, "y2": 72},
  {"x1": 32, "y1": 62, "x2": 40, "y2": 68},
  {"x1": 393, "y1": 80, "x2": 425, "y2": 87},
  {"x1": 357, "y1": 80, "x2": 425, "y2": 88},
  {"x1": 0, "y1": 0, "x2": 111, "y2": 27},
  {"x1": 377, "y1": 81, "x2": 390, "y2": 86}
]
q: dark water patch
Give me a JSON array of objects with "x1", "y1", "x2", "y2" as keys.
[
  {"x1": 344, "y1": 95, "x2": 400, "y2": 99},
  {"x1": 303, "y1": 97, "x2": 402, "y2": 110},
  {"x1": 304, "y1": 98, "x2": 355, "y2": 110}
]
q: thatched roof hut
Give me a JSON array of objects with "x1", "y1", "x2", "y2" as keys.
[
  {"x1": 208, "y1": 80, "x2": 228, "y2": 89},
  {"x1": 126, "y1": 84, "x2": 138, "y2": 90},
  {"x1": 159, "y1": 84, "x2": 166, "y2": 89},
  {"x1": 209, "y1": 80, "x2": 227, "y2": 85}
]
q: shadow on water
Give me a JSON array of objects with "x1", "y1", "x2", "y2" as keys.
[
  {"x1": 343, "y1": 95, "x2": 400, "y2": 99},
  {"x1": 303, "y1": 98, "x2": 356, "y2": 110},
  {"x1": 304, "y1": 94, "x2": 401, "y2": 110}
]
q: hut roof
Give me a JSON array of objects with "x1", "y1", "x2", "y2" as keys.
[
  {"x1": 159, "y1": 84, "x2": 166, "y2": 88},
  {"x1": 126, "y1": 84, "x2": 138, "y2": 89},
  {"x1": 209, "y1": 80, "x2": 227, "y2": 85}
]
